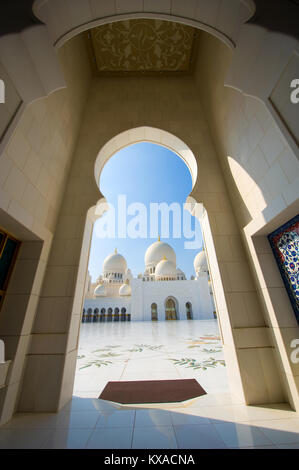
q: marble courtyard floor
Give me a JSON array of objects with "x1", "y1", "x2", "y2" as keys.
[
  {"x1": 0, "y1": 320, "x2": 299, "y2": 449},
  {"x1": 74, "y1": 319, "x2": 229, "y2": 398}
]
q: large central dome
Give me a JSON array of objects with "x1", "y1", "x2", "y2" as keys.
[{"x1": 144, "y1": 238, "x2": 176, "y2": 268}]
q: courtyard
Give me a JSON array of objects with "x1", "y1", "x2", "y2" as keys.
[
  {"x1": 74, "y1": 320, "x2": 228, "y2": 398},
  {"x1": 0, "y1": 320, "x2": 299, "y2": 449}
]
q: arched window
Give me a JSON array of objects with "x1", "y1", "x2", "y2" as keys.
[
  {"x1": 186, "y1": 302, "x2": 193, "y2": 320},
  {"x1": 114, "y1": 307, "x2": 119, "y2": 314},
  {"x1": 108, "y1": 308, "x2": 113, "y2": 314},
  {"x1": 100, "y1": 308, "x2": 106, "y2": 314},
  {"x1": 121, "y1": 307, "x2": 126, "y2": 314},
  {"x1": 151, "y1": 303, "x2": 158, "y2": 321}
]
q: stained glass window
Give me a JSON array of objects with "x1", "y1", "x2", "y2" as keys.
[{"x1": 268, "y1": 214, "x2": 299, "y2": 324}]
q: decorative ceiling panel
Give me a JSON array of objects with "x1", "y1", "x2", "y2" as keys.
[{"x1": 86, "y1": 19, "x2": 199, "y2": 76}]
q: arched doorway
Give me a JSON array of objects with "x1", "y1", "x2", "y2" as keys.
[
  {"x1": 87, "y1": 308, "x2": 93, "y2": 323},
  {"x1": 82, "y1": 308, "x2": 86, "y2": 323},
  {"x1": 186, "y1": 302, "x2": 193, "y2": 320},
  {"x1": 100, "y1": 308, "x2": 106, "y2": 322},
  {"x1": 59, "y1": 127, "x2": 244, "y2": 409},
  {"x1": 165, "y1": 297, "x2": 178, "y2": 321},
  {"x1": 151, "y1": 303, "x2": 158, "y2": 321},
  {"x1": 1, "y1": 0, "x2": 294, "y2": 419},
  {"x1": 107, "y1": 307, "x2": 113, "y2": 322},
  {"x1": 93, "y1": 308, "x2": 99, "y2": 323}
]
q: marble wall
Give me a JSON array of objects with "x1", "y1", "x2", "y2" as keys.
[
  {"x1": 194, "y1": 32, "x2": 299, "y2": 410},
  {"x1": 17, "y1": 60, "x2": 287, "y2": 412},
  {"x1": 0, "y1": 33, "x2": 92, "y2": 424}
]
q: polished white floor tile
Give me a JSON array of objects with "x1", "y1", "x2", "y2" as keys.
[
  {"x1": 174, "y1": 424, "x2": 227, "y2": 449},
  {"x1": 213, "y1": 422, "x2": 274, "y2": 448},
  {"x1": 96, "y1": 409, "x2": 136, "y2": 427},
  {"x1": 135, "y1": 409, "x2": 172, "y2": 427},
  {"x1": 248, "y1": 419, "x2": 299, "y2": 445},
  {"x1": 132, "y1": 425, "x2": 178, "y2": 449},
  {"x1": 92, "y1": 399, "x2": 122, "y2": 413},
  {"x1": 54, "y1": 411, "x2": 101, "y2": 429},
  {"x1": 1, "y1": 319, "x2": 298, "y2": 450},
  {"x1": 239, "y1": 445, "x2": 278, "y2": 449},
  {"x1": 277, "y1": 443, "x2": 299, "y2": 449},
  {"x1": 0, "y1": 429, "x2": 52, "y2": 449},
  {"x1": 188, "y1": 392, "x2": 243, "y2": 408},
  {"x1": 170, "y1": 410, "x2": 211, "y2": 426},
  {"x1": 237, "y1": 404, "x2": 298, "y2": 422},
  {"x1": 61, "y1": 397, "x2": 103, "y2": 412},
  {"x1": 42, "y1": 428, "x2": 93, "y2": 449},
  {"x1": 2, "y1": 413, "x2": 60, "y2": 429},
  {"x1": 187, "y1": 405, "x2": 250, "y2": 424},
  {"x1": 74, "y1": 320, "x2": 229, "y2": 398},
  {"x1": 86, "y1": 426, "x2": 133, "y2": 449}
]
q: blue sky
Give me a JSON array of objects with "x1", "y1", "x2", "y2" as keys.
[{"x1": 88, "y1": 142, "x2": 203, "y2": 280}]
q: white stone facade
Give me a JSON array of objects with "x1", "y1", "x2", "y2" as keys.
[{"x1": 83, "y1": 241, "x2": 215, "y2": 322}]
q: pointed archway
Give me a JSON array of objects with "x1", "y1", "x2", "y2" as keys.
[{"x1": 165, "y1": 296, "x2": 178, "y2": 320}]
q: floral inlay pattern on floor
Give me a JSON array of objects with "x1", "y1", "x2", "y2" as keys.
[{"x1": 74, "y1": 320, "x2": 229, "y2": 397}]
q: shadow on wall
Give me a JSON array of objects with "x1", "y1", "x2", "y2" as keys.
[
  {"x1": 195, "y1": 31, "x2": 298, "y2": 231},
  {"x1": 227, "y1": 157, "x2": 266, "y2": 223}
]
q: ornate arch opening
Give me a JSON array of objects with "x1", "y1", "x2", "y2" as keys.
[{"x1": 165, "y1": 296, "x2": 179, "y2": 320}]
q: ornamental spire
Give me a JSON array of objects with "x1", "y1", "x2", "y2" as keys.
[
  {"x1": 115, "y1": 248, "x2": 117, "y2": 254},
  {"x1": 158, "y1": 235, "x2": 161, "y2": 242}
]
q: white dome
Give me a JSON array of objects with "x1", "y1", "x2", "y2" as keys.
[
  {"x1": 176, "y1": 267, "x2": 185, "y2": 278},
  {"x1": 124, "y1": 268, "x2": 133, "y2": 280},
  {"x1": 155, "y1": 258, "x2": 177, "y2": 278},
  {"x1": 94, "y1": 284, "x2": 107, "y2": 297},
  {"x1": 119, "y1": 284, "x2": 132, "y2": 296},
  {"x1": 103, "y1": 250, "x2": 127, "y2": 274},
  {"x1": 145, "y1": 239, "x2": 176, "y2": 268},
  {"x1": 194, "y1": 250, "x2": 208, "y2": 273}
]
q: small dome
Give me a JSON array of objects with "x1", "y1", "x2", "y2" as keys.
[
  {"x1": 94, "y1": 284, "x2": 107, "y2": 297},
  {"x1": 103, "y1": 250, "x2": 127, "y2": 274},
  {"x1": 194, "y1": 249, "x2": 208, "y2": 273},
  {"x1": 176, "y1": 267, "x2": 186, "y2": 278},
  {"x1": 155, "y1": 258, "x2": 177, "y2": 279},
  {"x1": 119, "y1": 283, "x2": 132, "y2": 296},
  {"x1": 145, "y1": 238, "x2": 176, "y2": 268}
]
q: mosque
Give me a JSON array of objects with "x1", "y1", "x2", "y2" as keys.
[
  {"x1": 0, "y1": 0, "x2": 299, "y2": 444},
  {"x1": 83, "y1": 239, "x2": 215, "y2": 322}
]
